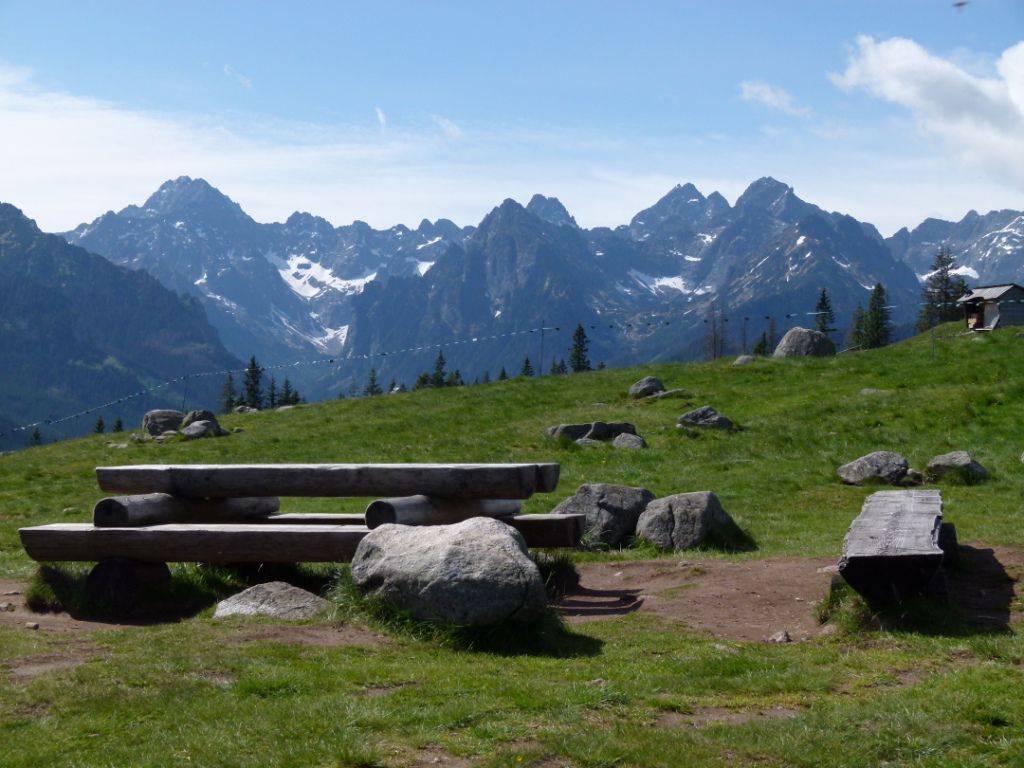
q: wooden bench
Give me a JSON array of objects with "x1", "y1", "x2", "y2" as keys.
[
  {"x1": 19, "y1": 462, "x2": 584, "y2": 564},
  {"x1": 837, "y1": 489, "x2": 946, "y2": 605}
]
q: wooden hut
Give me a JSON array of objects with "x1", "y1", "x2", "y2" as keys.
[{"x1": 958, "y1": 284, "x2": 1024, "y2": 331}]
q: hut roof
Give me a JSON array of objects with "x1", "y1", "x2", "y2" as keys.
[{"x1": 957, "y1": 284, "x2": 1024, "y2": 303}]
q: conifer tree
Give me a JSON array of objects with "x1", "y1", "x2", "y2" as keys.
[
  {"x1": 446, "y1": 369, "x2": 464, "y2": 387},
  {"x1": 814, "y1": 288, "x2": 836, "y2": 335},
  {"x1": 267, "y1": 376, "x2": 278, "y2": 409},
  {"x1": 482, "y1": 371, "x2": 491, "y2": 384},
  {"x1": 864, "y1": 284, "x2": 892, "y2": 348},
  {"x1": 388, "y1": 378, "x2": 397, "y2": 394},
  {"x1": 414, "y1": 372, "x2": 431, "y2": 390},
  {"x1": 752, "y1": 331, "x2": 768, "y2": 356},
  {"x1": 221, "y1": 372, "x2": 237, "y2": 413},
  {"x1": 364, "y1": 367, "x2": 383, "y2": 396},
  {"x1": 917, "y1": 246, "x2": 969, "y2": 331},
  {"x1": 520, "y1": 357, "x2": 535, "y2": 377},
  {"x1": 242, "y1": 355, "x2": 264, "y2": 409},
  {"x1": 430, "y1": 351, "x2": 447, "y2": 388},
  {"x1": 498, "y1": 367, "x2": 508, "y2": 381},
  {"x1": 94, "y1": 417, "x2": 105, "y2": 434},
  {"x1": 550, "y1": 358, "x2": 568, "y2": 375},
  {"x1": 569, "y1": 324, "x2": 591, "y2": 372},
  {"x1": 29, "y1": 427, "x2": 42, "y2": 446},
  {"x1": 112, "y1": 417, "x2": 123, "y2": 433},
  {"x1": 847, "y1": 304, "x2": 867, "y2": 349},
  {"x1": 280, "y1": 377, "x2": 295, "y2": 406}
]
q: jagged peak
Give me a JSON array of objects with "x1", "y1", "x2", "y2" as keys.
[
  {"x1": 735, "y1": 177, "x2": 793, "y2": 209},
  {"x1": 525, "y1": 194, "x2": 578, "y2": 227},
  {"x1": 140, "y1": 177, "x2": 248, "y2": 221}
]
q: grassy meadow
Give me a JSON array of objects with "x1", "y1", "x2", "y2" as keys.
[{"x1": 1, "y1": 324, "x2": 1023, "y2": 766}]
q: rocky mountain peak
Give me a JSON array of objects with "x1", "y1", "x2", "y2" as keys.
[
  {"x1": 526, "y1": 194, "x2": 578, "y2": 227},
  {"x1": 140, "y1": 176, "x2": 249, "y2": 222}
]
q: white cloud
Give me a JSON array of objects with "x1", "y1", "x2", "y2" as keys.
[
  {"x1": 831, "y1": 35, "x2": 1024, "y2": 190},
  {"x1": 431, "y1": 114, "x2": 464, "y2": 140},
  {"x1": 739, "y1": 80, "x2": 811, "y2": 117},
  {"x1": 223, "y1": 64, "x2": 252, "y2": 90},
  {"x1": 375, "y1": 106, "x2": 387, "y2": 132}
]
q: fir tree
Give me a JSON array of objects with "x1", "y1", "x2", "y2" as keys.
[
  {"x1": 430, "y1": 351, "x2": 447, "y2": 388},
  {"x1": 94, "y1": 417, "x2": 105, "y2": 434},
  {"x1": 267, "y1": 376, "x2": 278, "y2": 409},
  {"x1": 29, "y1": 427, "x2": 42, "y2": 446},
  {"x1": 498, "y1": 367, "x2": 508, "y2": 381},
  {"x1": 414, "y1": 372, "x2": 431, "y2": 390},
  {"x1": 280, "y1": 377, "x2": 294, "y2": 406},
  {"x1": 596, "y1": 361, "x2": 606, "y2": 370},
  {"x1": 917, "y1": 246, "x2": 969, "y2": 331},
  {"x1": 446, "y1": 369, "x2": 464, "y2": 387},
  {"x1": 864, "y1": 284, "x2": 892, "y2": 348},
  {"x1": 221, "y1": 372, "x2": 237, "y2": 413},
  {"x1": 364, "y1": 367, "x2": 383, "y2": 396},
  {"x1": 752, "y1": 331, "x2": 768, "y2": 356},
  {"x1": 520, "y1": 357, "x2": 535, "y2": 377},
  {"x1": 814, "y1": 288, "x2": 836, "y2": 335},
  {"x1": 242, "y1": 355, "x2": 264, "y2": 409},
  {"x1": 387, "y1": 378, "x2": 396, "y2": 394},
  {"x1": 550, "y1": 358, "x2": 568, "y2": 375},
  {"x1": 569, "y1": 324, "x2": 591, "y2": 372},
  {"x1": 112, "y1": 417, "x2": 123, "y2": 433},
  {"x1": 847, "y1": 304, "x2": 867, "y2": 349}
]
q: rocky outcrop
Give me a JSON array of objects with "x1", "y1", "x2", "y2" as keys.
[
  {"x1": 837, "y1": 451, "x2": 909, "y2": 485},
  {"x1": 772, "y1": 327, "x2": 836, "y2": 358},
  {"x1": 214, "y1": 581, "x2": 333, "y2": 620},
  {"x1": 635, "y1": 491, "x2": 737, "y2": 551},
  {"x1": 678, "y1": 406, "x2": 734, "y2": 431},
  {"x1": 926, "y1": 451, "x2": 988, "y2": 484},
  {"x1": 142, "y1": 409, "x2": 184, "y2": 436},
  {"x1": 628, "y1": 376, "x2": 666, "y2": 398},
  {"x1": 552, "y1": 484, "x2": 654, "y2": 547}
]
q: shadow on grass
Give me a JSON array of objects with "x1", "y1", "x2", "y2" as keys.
[{"x1": 819, "y1": 545, "x2": 1014, "y2": 637}]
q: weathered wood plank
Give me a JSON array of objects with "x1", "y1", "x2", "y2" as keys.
[
  {"x1": 364, "y1": 495, "x2": 520, "y2": 528},
  {"x1": 93, "y1": 494, "x2": 280, "y2": 527},
  {"x1": 95, "y1": 463, "x2": 560, "y2": 499},
  {"x1": 263, "y1": 513, "x2": 367, "y2": 526},
  {"x1": 20, "y1": 523, "x2": 369, "y2": 563},
  {"x1": 838, "y1": 489, "x2": 944, "y2": 605}
]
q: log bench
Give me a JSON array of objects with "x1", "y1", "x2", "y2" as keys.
[
  {"x1": 19, "y1": 462, "x2": 584, "y2": 564},
  {"x1": 837, "y1": 489, "x2": 949, "y2": 605}
]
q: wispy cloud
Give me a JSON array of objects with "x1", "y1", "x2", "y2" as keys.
[
  {"x1": 431, "y1": 114, "x2": 464, "y2": 140},
  {"x1": 831, "y1": 35, "x2": 1024, "y2": 190},
  {"x1": 223, "y1": 64, "x2": 252, "y2": 90},
  {"x1": 739, "y1": 80, "x2": 811, "y2": 117},
  {"x1": 375, "y1": 106, "x2": 388, "y2": 132}
]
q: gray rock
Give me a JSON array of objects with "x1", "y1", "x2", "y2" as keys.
[
  {"x1": 613, "y1": 433, "x2": 648, "y2": 450},
  {"x1": 574, "y1": 437, "x2": 603, "y2": 447},
  {"x1": 732, "y1": 355, "x2": 755, "y2": 366},
  {"x1": 105, "y1": 442, "x2": 128, "y2": 449},
  {"x1": 768, "y1": 630, "x2": 792, "y2": 643},
  {"x1": 130, "y1": 433, "x2": 147, "y2": 443},
  {"x1": 647, "y1": 388, "x2": 689, "y2": 400},
  {"x1": 142, "y1": 409, "x2": 184, "y2": 436},
  {"x1": 859, "y1": 388, "x2": 890, "y2": 396},
  {"x1": 276, "y1": 405, "x2": 296, "y2": 412},
  {"x1": 214, "y1": 581, "x2": 333, "y2": 620},
  {"x1": 837, "y1": 451, "x2": 909, "y2": 485},
  {"x1": 635, "y1": 491, "x2": 736, "y2": 551},
  {"x1": 547, "y1": 423, "x2": 591, "y2": 441},
  {"x1": 552, "y1": 483, "x2": 655, "y2": 547},
  {"x1": 351, "y1": 518, "x2": 546, "y2": 626},
  {"x1": 926, "y1": 451, "x2": 988, "y2": 483},
  {"x1": 585, "y1": 421, "x2": 636, "y2": 441},
  {"x1": 629, "y1": 376, "x2": 666, "y2": 398},
  {"x1": 233, "y1": 405, "x2": 259, "y2": 414},
  {"x1": 181, "y1": 409, "x2": 219, "y2": 429},
  {"x1": 181, "y1": 420, "x2": 216, "y2": 440},
  {"x1": 772, "y1": 327, "x2": 836, "y2": 358},
  {"x1": 678, "y1": 405, "x2": 734, "y2": 431}
]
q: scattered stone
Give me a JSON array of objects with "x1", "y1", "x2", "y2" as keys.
[
  {"x1": 142, "y1": 409, "x2": 184, "y2": 436},
  {"x1": 552, "y1": 483, "x2": 655, "y2": 547},
  {"x1": 105, "y1": 442, "x2": 129, "y2": 449},
  {"x1": 613, "y1": 433, "x2": 648, "y2": 450},
  {"x1": 161, "y1": 430, "x2": 179, "y2": 437},
  {"x1": 351, "y1": 517, "x2": 547, "y2": 626},
  {"x1": 586, "y1": 678, "x2": 607, "y2": 686},
  {"x1": 547, "y1": 423, "x2": 591, "y2": 441},
  {"x1": 231, "y1": 427, "x2": 245, "y2": 433},
  {"x1": 647, "y1": 388, "x2": 689, "y2": 400},
  {"x1": 2, "y1": 590, "x2": 20, "y2": 596},
  {"x1": 181, "y1": 409, "x2": 220, "y2": 429},
  {"x1": 837, "y1": 451, "x2": 909, "y2": 485},
  {"x1": 732, "y1": 355, "x2": 755, "y2": 366},
  {"x1": 181, "y1": 420, "x2": 219, "y2": 440},
  {"x1": 628, "y1": 376, "x2": 666, "y2": 398},
  {"x1": 213, "y1": 581, "x2": 332, "y2": 620},
  {"x1": 678, "y1": 405, "x2": 734, "y2": 431},
  {"x1": 233, "y1": 405, "x2": 259, "y2": 414},
  {"x1": 130, "y1": 433, "x2": 147, "y2": 443},
  {"x1": 768, "y1": 630, "x2": 792, "y2": 643},
  {"x1": 61, "y1": 507, "x2": 77, "y2": 515},
  {"x1": 926, "y1": 451, "x2": 987, "y2": 484},
  {"x1": 575, "y1": 438, "x2": 603, "y2": 447},
  {"x1": 276, "y1": 405, "x2": 296, "y2": 412},
  {"x1": 772, "y1": 327, "x2": 836, "y2": 358},
  {"x1": 25, "y1": 622, "x2": 39, "y2": 630},
  {"x1": 0, "y1": 602, "x2": 13, "y2": 612},
  {"x1": 859, "y1": 388, "x2": 890, "y2": 396},
  {"x1": 548, "y1": 422, "x2": 636, "y2": 442},
  {"x1": 635, "y1": 491, "x2": 738, "y2": 551}
]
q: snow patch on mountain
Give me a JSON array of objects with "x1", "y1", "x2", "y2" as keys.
[{"x1": 270, "y1": 253, "x2": 376, "y2": 298}]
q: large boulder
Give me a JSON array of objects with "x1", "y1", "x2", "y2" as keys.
[
  {"x1": 613, "y1": 433, "x2": 648, "y2": 450},
  {"x1": 837, "y1": 451, "x2": 909, "y2": 485},
  {"x1": 547, "y1": 422, "x2": 636, "y2": 441},
  {"x1": 350, "y1": 518, "x2": 546, "y2": 626},
  {"x1": 678, "y1": 406, "x2": 734, "y2": 431},
  {"x1": 547, "y1": 423, "x2": 592, "y2": 441},
  {"x1": 926, "y1": 451, "x2": 988, "y2": 484},
  {"x1": 552, "y1": 483, "x2": 654, "y2": 547},
  {"x1": 635, "y1": 491, "x2": 737, "y2": 551},
  {"x1": 213, "y1": 582, "x2": 332, "y2": 620},
  {"x1": 142, "y1": 409, "x2": 184, "y2": 436},
  {"x1": 181, "y1": 420, "x2": 218, "y2": 440},
  {"x1": 772, "y1": 327, "x2": 836, "y2": 358},
  {"x1": 629, "y1": 376, "x2": 666, "y2": 398}
]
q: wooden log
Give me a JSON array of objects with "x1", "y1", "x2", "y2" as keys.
[
  {"x1": 364, "y1": 495, "x2": 520, "y2": 529},
  {"x1": 838, "y1": 489, "x2": 944, "y2": 605},
  {"x1": 505, "y1": 514, "x2": 585, "y2": 548},
  {"x1": 19, "y1": 523, "x2": 369, "y2": 563},
  {"x1": 263, "y1": 513, "x2": 367, "y2": 526},
  {"x1": 95, "y1": 463, "x2": 560, "y2": 500},
  {"x1": 93, "y1": 494, "x2": 280, "y2": 527}
]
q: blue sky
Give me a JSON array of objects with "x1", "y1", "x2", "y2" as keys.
[{"x1": 1, "y1": 1, "x2": 1022, "y2": 235}]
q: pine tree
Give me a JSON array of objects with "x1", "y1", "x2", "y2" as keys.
[
  {"x1": 917, "y1": 246, "x2": 969, "y2": 331},
  {"x1": 446, "y1": 369, "x2": 464, "y2": 387},
  {"x1": 752, "y1": 331, "x2": 768, "y2": 356},
  {"x1": 364, "y1": 367, "x2": 383, "y2": 396},
  {"x1": 847, "y1": 304, "x2": 867, "y2": 349},
  {"x1": 280, "y1": 377, "x2": 294, "y2": 406},
  {"x1": 814, "y1": 288, "x2": 836, "y2": 335},
  {"x1": 267, "y1": 376, "x2": 278, "y2": 409},
  {"x1": 112, "y1": 417, "x2": 124, "y2": 433},
  {"x1": 242, "y1": 355, "x2": 264, "y2": 409},
  {"x1": 520, "y1": 357, "x2": 534, "y2": 377},
  {"x1": 221, "y1": 372, "x2": 237, "y2": 413},
  {"x1": 94, "y1": 417, "x2": 105, "y2": 434},
  {"x1": 569, "y1": 324, "x2": 591, "y2": 372},
  {"x1": 482, "y1": 371, "x2": 491, "y2": 384},
  {"x1": 29, "y1": 427, "x2": 42, "y2": 446},
  {"x1": 414, "y1": 372, "x2": 431, "y2": 390},
  {"x1": 864, "y1": 284, "x2": 892, "y2": 348},
  {"x1": 387, "y1": 378, "x2": 396, "y2": 394},
  {"x1": 430, "y1": 351, "x2": 447, "y2": 388},
  {"x1": 498, "y1": 367, "x2": 508, "y2": 381},
  {"x1": 550, "y1": 358, "x2": 568, "y2": 375}
]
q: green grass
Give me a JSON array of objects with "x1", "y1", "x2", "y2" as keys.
[{"x1": 2, "y1": 324, "x2": 1024, "y2": 765}]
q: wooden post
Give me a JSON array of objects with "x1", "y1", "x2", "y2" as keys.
[
  {"x1": 93, "y1": 494, "x2": 279, "y2": 527},
  {"x1": 96, "y1": 463, "x2": 560, "y2": 499},
  {"x1": 364, "y1": 496, "x2": 520, "y2": 529}
]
